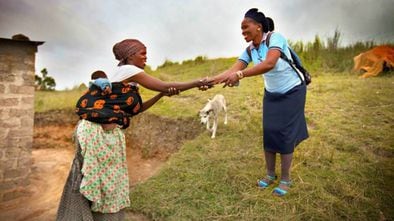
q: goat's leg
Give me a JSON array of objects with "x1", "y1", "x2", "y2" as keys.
[
  {"x1": 211, "y1": 116, "x2": 218, "y2": 138},
  {"x1": 206, "y1": 118, "x2": 212, "y2": 131},
  {"x1": 223, "y1": 103, "x2": 228, "y2": 125}
]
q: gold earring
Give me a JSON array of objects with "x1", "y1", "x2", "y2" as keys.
[{"x1": 257, "y1": 28, "x2": 261, "y2": 31}]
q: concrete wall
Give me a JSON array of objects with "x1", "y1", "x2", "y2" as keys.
[{"x1": 0, "y1": 38, "x2": 42, "y2": 202}]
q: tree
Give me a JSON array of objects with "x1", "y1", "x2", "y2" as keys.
[{"x1": 35, "y1": 68, "x2": 56, "y2": 91}]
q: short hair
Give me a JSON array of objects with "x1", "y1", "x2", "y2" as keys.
[{"x1": 91, "y1": 70, "x2": 107, "y2": 80}]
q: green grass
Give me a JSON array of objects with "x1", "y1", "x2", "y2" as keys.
[
  {"x1": 34, "y1": 58, "x2": 394, "y2": 220},
  {"x1": 34, "y1": 89, "x2": 85, "y2": 112},
  {"x1": 127, "y1": 71, "x2": 393, "y2": 221}
]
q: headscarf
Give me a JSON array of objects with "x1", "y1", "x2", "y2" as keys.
[
  {"x1": 244, "y1": 8, "x2": 268, "y2": 33},
  {"x1": 113, "y1": 39, "x2": 146, "y2": 66}
]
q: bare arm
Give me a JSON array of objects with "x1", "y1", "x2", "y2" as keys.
[
  {"x1": 139, "y1": 87, "x2": 179, "y2": 112},
  {"x1": 221, "y1": 49, "x2": 281, "y2": 86},
  {"x1": 242, "y1": 49, "x2": 280, "y2": 77},
  {"x1": 211, "y1": 60, "x2": 247, "y2": 84},
  {"x1": 101, "y1": 93, "x2": 165, "y2": 129},
  {"x1": 101, "y1": 93, "x2": 166, "y2": 130},
  {"x1": 126, "y1": 72, "x2": 204, "y2": 93},
  {"x1": 139, "y1": 92, "x2": 164, "y2": 112}
]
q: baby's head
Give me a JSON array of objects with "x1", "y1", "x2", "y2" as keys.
[
  {"x1": 91, "y1": 70, "x2": 107, "y2": 80},
  {"x1": 90, "y1": 70, "x2": 111, "y2": 94}
]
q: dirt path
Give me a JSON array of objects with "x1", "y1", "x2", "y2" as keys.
[
  {"x1": 0, "y1": 125, "x2": 164, "y2": 221},
  {"x1": 1, "y1": 111, "x2": 202, "y2": 221}
]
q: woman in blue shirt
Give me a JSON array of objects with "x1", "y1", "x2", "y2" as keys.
[{"x1": 213, "y1": 8, "x2": 308, "y2": 196}]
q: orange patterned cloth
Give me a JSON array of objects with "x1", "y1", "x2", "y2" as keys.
[{"x1": 75, "y1": 82, "x2": 142, "y2": 129}]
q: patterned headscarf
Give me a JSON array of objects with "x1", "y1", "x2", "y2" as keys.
[{"x1": 113, "y1": 39, "x2": 146, "y2": 66}]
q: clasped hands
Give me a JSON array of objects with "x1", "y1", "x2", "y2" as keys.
[
  {"x1": 165, "y1": 71, "x2": 241, "y2": 96},
  {"x1": 198, "y1": 71, "x2": 241, "y2": 90}
]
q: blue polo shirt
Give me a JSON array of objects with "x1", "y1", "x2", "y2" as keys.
[{"x1": 238, "y1": 32, "x2": 301, "y2": 94}]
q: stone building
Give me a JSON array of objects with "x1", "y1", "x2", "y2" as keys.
[{"x1": 0, "y1": 35, "x2": 43, "y2": 202}]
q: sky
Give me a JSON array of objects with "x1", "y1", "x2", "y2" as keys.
[{"x1": 1, "y1": 0, "x2": 393, "y2": 90}]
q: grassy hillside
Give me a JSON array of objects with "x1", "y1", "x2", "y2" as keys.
[
  {"x1": 34, "y1": 54, "x2": 393, "y2": 220},
  {"x1": 127, "y1": 69, "x2": 393, "y2": 220}
]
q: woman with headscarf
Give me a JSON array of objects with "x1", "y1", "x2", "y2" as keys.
[
  {"x1": 74, "y1": 39, "x2": 210, "y2": 129},
  {"x1": 57, "y1": 39, "x2": 211, "y2": 221},
  {"x1": 212, "y1": 8, "x2": 308, "y2": 196}
]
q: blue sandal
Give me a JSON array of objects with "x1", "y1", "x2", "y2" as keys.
[
  {"x1": 273, "y1": 180, "x2": 291, "y2": 196},
  {"x1": 257, "y1": 175, "x2": 277, "y2": 188}
]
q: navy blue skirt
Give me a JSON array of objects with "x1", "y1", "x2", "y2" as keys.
[{"x1": 263, "y1": 84, "x2": 308, "y2": 154}]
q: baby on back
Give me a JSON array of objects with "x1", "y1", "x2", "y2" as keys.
[
  {"x1": 89, "y1": 70, "x2": 112, "y2": 95},
  {"x1": 76, "y1": 70, "x2": 142, "y2": 129}
]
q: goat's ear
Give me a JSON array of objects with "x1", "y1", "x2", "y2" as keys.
[{"x1": 207, "y1": 99, "x2": 211, "y2": 102}]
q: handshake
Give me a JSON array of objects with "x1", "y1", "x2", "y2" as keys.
[
  {"x1": 164, "y1": 71, "x2": 242, "y2": 97},
  {"x1": 197, "y1": 70, "x2": 243, "y2": 91}
]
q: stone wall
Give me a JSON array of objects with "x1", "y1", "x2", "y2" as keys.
[{"x1": 0, "y1": 38, "x2": 43, "y2": 202}]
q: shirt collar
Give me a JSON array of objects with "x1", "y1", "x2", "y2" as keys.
[{"x1": 249, "y1": 32, "x2": 269, "y2": 50}]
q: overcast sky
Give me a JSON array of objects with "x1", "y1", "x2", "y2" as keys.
[{"x1": 1, "y1": 0, "x2": 393, "y2": 90}]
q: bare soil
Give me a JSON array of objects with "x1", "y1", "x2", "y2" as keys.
[{"x1": 0, "y1": 110, "x2": 203, "y2": 221}]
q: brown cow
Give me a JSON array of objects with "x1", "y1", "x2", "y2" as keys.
[{"x1": 352, "y1": 45, "x2": 394, "y2": 78}]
